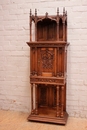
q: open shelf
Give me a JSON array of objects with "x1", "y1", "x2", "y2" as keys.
[{"x1": 28, "y1": 107, "x2": 68, "y2": 125}]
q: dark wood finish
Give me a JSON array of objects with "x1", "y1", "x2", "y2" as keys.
[{"x1": 26, "y1": 8, "x2": 69, "y2": 125}]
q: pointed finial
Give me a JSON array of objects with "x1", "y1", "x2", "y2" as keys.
[
  {"x1": 57, "y1": 7, "x2": 59, "y2": 15},
  {"x1": 45, "y1": 12, "x2": 48, "y2": 18},
  {"x1": 35, "y1": 9, "x2": 37, "y2": 16},
  {"x1": 63, "y1": 7, "x2": 65, "y2": 15},
  {"x1": 30, "y1": 9, "x2": 32, "y2": 16},
  {"x1": 65, "y1": 10, "x2": 67, "y2": 16}
]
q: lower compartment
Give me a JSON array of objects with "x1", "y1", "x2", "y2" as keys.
[{"x1": 28, "y1": 107, "x2": 68, "y2": 125}]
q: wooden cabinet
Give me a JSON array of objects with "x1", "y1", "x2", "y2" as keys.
[{"x1": 26, "y1": 8, "x2": 69, "y2": 124}]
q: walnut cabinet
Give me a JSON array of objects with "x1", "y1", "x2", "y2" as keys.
[{"x1": 26, "y1": 8, "x2": 69, "y2": 124}]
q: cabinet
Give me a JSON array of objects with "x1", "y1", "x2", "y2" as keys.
[{"x1": 26, "y1": 8, "x2": 69, "y2": 124}]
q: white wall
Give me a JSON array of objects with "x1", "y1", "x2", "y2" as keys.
[{"x1": 0, "y1": 0, "x2": 87, "y2": 118}]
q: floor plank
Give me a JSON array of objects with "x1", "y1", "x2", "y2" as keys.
[{"x1": 0, "y1": 110, "x2": 87, "y2": 130}]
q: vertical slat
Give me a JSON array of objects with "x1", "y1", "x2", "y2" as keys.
[
  {"x1": 35, "y1": 84, "x2": 38, "y2": 115},
  {"x1": 46, "y1": 85, "x2": 48, "y2": 106},
  {"x1": 48, "y1": 87, "x2": 51, "y2": 107},
  {"x1": 31, "y1": 83, "x2": 34, "y2": 114},
  {"x1": 64, "y1": 47, "x2": 66, "y2": 77},
  {"x1": 54, "y1": 48, "x2": 57, "y2": 76},
  {"x1": 59, "y1": 48, "x2": 61, "y2": 76},
  {"x1": 35, "y1": 47, "x2": 37, "y2": 75},
  {"x1": 57, "y1": 22, "x2": 59, "y2": 41},
  {"x1": 35, "y1": 23, "x2": 37, "y2": 41},
  {"x1": 57, "y1": 47, "x2": 59, "y2": 77},
  {"x1": 30, "y1": 47, "x2": 35, "y2": 76},
  {"x1": 38, "y1": 48, "x2": 41, "y2": 76},
  {"x1": 61, "y1": 47, "x2": 64, "y2": 77},
  {"x1": 30, "y1": 48, "x2": 32, "y2": 76},
  {"x1": 32, "y1": 47, "x2": 35, "y2": 75},
  {"x1": 59, "y1": 47, "x2": 62, "y2": 76},
  {"x1": 61, "y1": 86, "x2": 64, "y2": 117},
  {"x1": 56, "y1": 85, "x2": 59, "y2": 117},
  {"x1": 63, "y1": 22, "x2": 65, "y2": 41}
]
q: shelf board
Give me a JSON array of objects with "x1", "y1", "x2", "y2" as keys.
[{"x1": 28, "y1": 107, "x2": 68, "y2": 125}]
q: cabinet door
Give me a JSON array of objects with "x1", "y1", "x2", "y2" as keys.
[{"x1": 37, "y1": 47, "x2": 57, "y2": 77}]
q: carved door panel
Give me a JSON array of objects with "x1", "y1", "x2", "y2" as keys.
[{"x1": 37, "y1": 47, "x2": 56, "y2": 77}]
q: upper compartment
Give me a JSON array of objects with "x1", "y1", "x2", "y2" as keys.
[
  {"x1": 37, "y1": 18, "x2": 57, "y2": 41},
  {"x1": 29, "y1": 8, "x2": 67, "y2": 42}
]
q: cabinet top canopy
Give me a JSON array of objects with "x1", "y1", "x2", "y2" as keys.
[
  {"x1": 30, "y1": 8, "x2": 67, "y2": 23},
  {"x1": 29, "y1": 7, "x2": 68, "y2": 42}
]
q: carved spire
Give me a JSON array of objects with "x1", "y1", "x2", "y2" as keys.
[
  {"x1": 57, "y1": 7, "x2": 59, "y2": 16},
  {"x1": 35, "y1": 9, "x2": 37, "y2": 16},
  {"x1": 45, "y1": 12, "x2": 48, "y2": 18},
  {"x1": 63, "y1": 7, "x2": 65, "y2": 15},
  {"x1": 65, "y1": 10, "x2": 67, "y2": 16},
  {"x1": 30, "y1": 9, "x2": 32, "y2": 16}
]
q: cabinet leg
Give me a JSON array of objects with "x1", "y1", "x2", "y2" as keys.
[
  {"x1": 35, "y1": 84, "x2": 38, "y2": 115},
  {"x1": 61, "y1": 86, "x2": 64, "y2": 117},
  {"x1": 56, "y1": 85, "x2": 59, "y2": 117}
]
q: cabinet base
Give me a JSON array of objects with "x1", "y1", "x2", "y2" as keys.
[{"x1": 28, "y1": 112, "x2": 68, "y2": 125}]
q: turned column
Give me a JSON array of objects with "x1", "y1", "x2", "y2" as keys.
[
  {"x1": 56, "y1": 85, "x2": 59, "y2": 117},
  {"x1": 35, "y1": 47, "x2": 37, "y2": 75},
  {"x1": 61, "y1": 86, "x2": 64, "y2": 117}
]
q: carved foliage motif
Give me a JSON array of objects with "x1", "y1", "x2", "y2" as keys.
[
  {"x1": 30, "y1": 77, "x2": 64, "y2": 84},
  {"x1": 27, "y1": 42, "x2": 68, "y2": 47},
  {"x1": 41, "y1": 48, "x2": 54, "y2": 69}
]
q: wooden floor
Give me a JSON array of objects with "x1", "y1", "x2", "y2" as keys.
[{"x1": 0, "y1": 110, "x2": 87, "y2": 130}]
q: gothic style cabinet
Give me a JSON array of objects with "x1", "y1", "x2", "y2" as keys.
[{"x1": 27, "y1": 8, "x2": 69, "y2": 124}]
